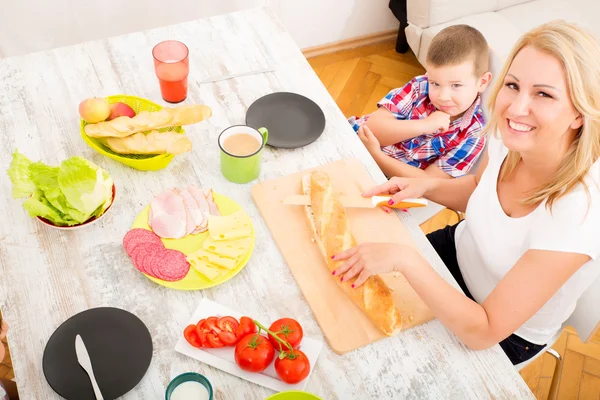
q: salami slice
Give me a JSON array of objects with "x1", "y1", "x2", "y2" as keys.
[
  {"x1": 152, "y1": 249, "x2": 190, "y2": 281},
  {"x1": 128, "y1": 243, "x2": 157, "y2": 275},
  {"x1": 123, "y1": 229, "x2": 163, "y2": 255},
  {"x1": 140, "y1": 246, "x2": 168, "y2": 279}
]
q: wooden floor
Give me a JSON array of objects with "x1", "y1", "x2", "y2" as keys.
[
  {"x1": 306, "y1": 39, "x2": 600, "y2": 400},
  {"x1": 0, "y1": 39, "x2": 598, "y2": 400}
]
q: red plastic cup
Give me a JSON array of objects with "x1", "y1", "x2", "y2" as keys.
[{"x1": 152, "y1": 40, "x2": 190, "y2": 103}]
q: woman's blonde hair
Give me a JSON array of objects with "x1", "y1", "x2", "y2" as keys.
[{"x1": 484, "y1": 20, "x2": 600, "y2": 210}]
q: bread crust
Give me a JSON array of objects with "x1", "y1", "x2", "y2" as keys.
[
  {"x1": 84, "y1": 105, "x2": 212, "y2": 138},
  {"x1": 302, "y1": 171, "x2": 402, "y2": 336}
]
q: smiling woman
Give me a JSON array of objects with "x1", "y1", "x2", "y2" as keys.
[{"x1": 331, "y1": 20, "x2": 600, "y2": 366}]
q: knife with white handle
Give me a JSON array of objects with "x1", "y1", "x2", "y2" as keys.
[
  {"x1": 75, "y1": 334, "x2": 104, "y2": 400},
  {"x1": 282, "y1": 194, "x2": 428, "y2": 209}
]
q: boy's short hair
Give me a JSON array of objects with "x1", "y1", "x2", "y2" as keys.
[{"x1": 426, "y1": 25, "x2": 489, "y2": 76}]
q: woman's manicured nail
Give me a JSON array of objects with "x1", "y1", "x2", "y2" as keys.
[
  {"x1": 332, "y1": 271, "x2": 336, "y2": 275},
  {"x1": 388, "y1": 199, "x2": 394, "y2": 205},
  {"x1": 331, "y1": 255, "x2": 335, "y2": 259},
  {"x1": 340, "y1": 277, "x2": 343, "y2": 282},
  {"x1": 351, "y1": 284, "x2": 355, "y2": 288},
  {"x1": 402, "y1": 209, "x2": 408, "y2": 212}
]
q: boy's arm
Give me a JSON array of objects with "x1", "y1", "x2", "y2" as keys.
[
  {"x1": 365, "y1": 108, "x2": 434, "y2": 147},
  {"x1": 371, "y1": 150, "x2": 452, "y2": 179}
]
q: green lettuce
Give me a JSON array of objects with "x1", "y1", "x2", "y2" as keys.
[{"x1": 7, "y1": 150, "x2": 114, "y2": 226}]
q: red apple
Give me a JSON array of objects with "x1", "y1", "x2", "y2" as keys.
[{"x1": 107, "y1": 102, "x2": 136, "y2": 120}]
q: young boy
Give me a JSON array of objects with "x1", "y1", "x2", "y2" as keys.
[{"x1": 348, "y1": 24, "x2": 492, "y2": 179}]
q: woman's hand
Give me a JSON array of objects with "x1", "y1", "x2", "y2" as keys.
[
  {"x1": 332, "y1": 243, "x2": 418, "y2": 288},
  {"x1": 363, "y1": 176, "x2": 437, "y2": 206}
]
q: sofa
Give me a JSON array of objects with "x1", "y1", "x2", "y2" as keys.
[{"x1": 405, "y1": 0, "x2": 600, "y2": 104}]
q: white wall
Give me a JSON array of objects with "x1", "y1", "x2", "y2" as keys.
[{"x1": 0, "y1": 0, "x2": 399, "y2": 58}]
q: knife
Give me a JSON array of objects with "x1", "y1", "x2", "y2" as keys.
[
  {"x1": 75, "y1": 334, "x2": 104, "y2": 400},
  {"x1": 282, "y1": 194, "x2": 428, "y2": 209}
]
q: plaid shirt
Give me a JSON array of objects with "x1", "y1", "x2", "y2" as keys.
[{"x1": 348, "y1": 74, "x2": 486, "y2": 177}]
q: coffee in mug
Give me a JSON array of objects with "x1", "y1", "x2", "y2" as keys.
[
  {"x1": 222, "y1": 133, "x2": 261, "y2": 157},
  {"x1": 218, "y1": 125, "x2": 269, "y2": 184}
]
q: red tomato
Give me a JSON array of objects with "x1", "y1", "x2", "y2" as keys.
[
  {"x1": 274, "y1": 350, "x2": 311, "y2": 384},
  {"x1": 205, "y1": 316, "x2": 221, "y2": 333},
  {"x1": 268, "y1": 318, "x2": 304, "y2": 350},
  {"x1": 207, "y1": 333, "x2": 224, "y2": 348},
  {"x1": 235, "y1": 316, "x2": 257, "y2": 339},
  {"x1": 234, "y1": 334, "x2": 275, "y2": 373},
  {"x1": 196, "y1": 319, "x2": 212, "y2": 347},
  {"x1": 218, "y1": 331, "x2": 238, "y2": 346},
  {"x1": 217, "y1": 316, "x2": 239, "y2": 333},
  {"x1": 183, "y1": 324, "x2": 202, "y2": 348}
]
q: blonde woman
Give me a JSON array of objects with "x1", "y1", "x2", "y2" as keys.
[{"x1": 333, "y1": 20, "x2": 600, "y2": 365}]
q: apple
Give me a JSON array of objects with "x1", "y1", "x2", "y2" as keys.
[
  {"x1": 107, "y1": 102, "x2": 136, "y2": 121},
  {"x1": 79, "y1": 97, "x2": 111, "y2": 123}
]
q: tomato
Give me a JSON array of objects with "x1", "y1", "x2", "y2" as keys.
[
  {"x1": 235, "y1": 316, "x2": 257, "y2": 339},
  {"x1": 207, "y1": 333, "x2": 224, "y2": 348},
  {"x1": 217, "y1": 316, "x2": 239, "y2": 333},
  {"x1": 218, "y1": 331, "x2": 238, "y2": 346},
  {"x1": 274, "y1": 350, "x2": 311, "y2": 384},
  {"x1": 268, "y1": 318, "x2": 304, "y2": 350},
  {"x1": 234, "y1": 333, "x2": 275, "y2": 373},
  {"x1": 205, "y1": 316, "x2": 221, "y2": 333},
  {"x1": 183, "y1": 324, "x2": 202, "y2": 348}
]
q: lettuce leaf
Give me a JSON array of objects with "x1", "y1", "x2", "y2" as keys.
[
  {"x1": 7, "y1": 150, "x2": 36, "y2": 198},
  {"x1": 22, "y1": 190, "x2": 72, "y2": 226},
  {"x1": 7, "y1": 151, "x2": 113, "y2": 226},
  {"x1": 57, "y1": 157, "x2": 111, "y2": 217},
  {"x1": 28, "y1": 162, "x2": 90, "y2": 224}
]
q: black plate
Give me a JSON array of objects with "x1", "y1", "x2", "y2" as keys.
[
  {"x1": 42, "y1": 307, "x2": 153, "y2": 400},
  {"x1": 246, "y1": 92, "x2": 326, "y2": 148}
]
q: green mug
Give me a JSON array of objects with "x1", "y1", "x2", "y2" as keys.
[{"x1": 218, "y1": 125, "x2": 269, "y2": 184}]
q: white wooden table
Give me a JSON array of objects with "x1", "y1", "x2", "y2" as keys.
[{"x1": 0, "y1": 7, "x2": 535, "y2": 400}]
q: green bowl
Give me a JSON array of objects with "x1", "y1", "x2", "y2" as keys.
[
  {"x1": 265, "y1": 391, "x2": 322, "y2": 400},
  {"x1": 165, "y1": 372, "x2": 213, "y2": 400}
]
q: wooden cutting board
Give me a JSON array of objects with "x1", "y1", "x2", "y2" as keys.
[{"x1": 251, "y1": 158, "x2": 434, "y2": 354}]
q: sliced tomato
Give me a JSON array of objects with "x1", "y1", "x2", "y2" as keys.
[
  {"x1": 235, "y1": 316, "x2": 256, "y2": 339},
  {"x1": 218, "y1": 331, "x2": 238, "y2": 346},
  {"x1": 183, "y1": 324, "x2": 202, "y2": 348},
  {"x1": 207, "y1": 333, "x2": 224, "y2": 348},
  {"x1": 217, "y1": 316, "x2": 239, "y2": 333},
  {"x1": 205, "y1": 316, "x2": 221, "y2": 334}
]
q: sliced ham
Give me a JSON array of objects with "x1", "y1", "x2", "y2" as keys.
[
  {"x1": 187, "y1": 185, "x2": 210, "y2": 234},
  {"x1": 177, "y1": 188, "x2": 206, "y2": 235},
  {"x1": 148, "y1": 189, "x2": 187, "y2": 239},
  {"x1": 203, "y1": 188, "x2": 221, "y2": 216}
]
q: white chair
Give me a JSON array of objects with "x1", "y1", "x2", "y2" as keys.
[{"x1": 515, "y1": 272, "x2": 600, "y2": 399}]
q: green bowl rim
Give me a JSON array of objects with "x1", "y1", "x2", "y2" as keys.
[
  {"x1": 79, "y1": 94, "x2": 184, "y2": 162},
  {"x1": 165, "y1": 372, "x2": 214, "y2": 400}
]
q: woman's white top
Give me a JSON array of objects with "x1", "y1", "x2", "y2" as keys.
[{"x1": 455, "y1": 133, "x2": 600, "y2": 344}]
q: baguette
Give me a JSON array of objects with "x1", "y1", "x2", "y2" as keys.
[
  {"x1": 84, "y1": 104, "x2": 212, "y2": 138},
  {"x1": 101, "y1": 130, "x2": 192, "y2": 155},
  {"x1": 302, "y1": 171, "x2": 402, "y2": 336}
]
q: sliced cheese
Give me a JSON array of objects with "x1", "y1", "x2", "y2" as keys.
[
  {"x1": 202, "y1": 236, "x2": 251, "y2": 260},
  {"x1": 187, "y1": 248, "x2": 237, "y2": 269},
  {"x1": 208, "y1": 209, "x2": 252, "y2": 241},
  {"x1": 190, "y1": 259, "x2": 226, "y2": 281}
]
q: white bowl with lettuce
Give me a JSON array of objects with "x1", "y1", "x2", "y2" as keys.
[{"x1": 8, "y1": 150, "x2": 116, "y2": 229}]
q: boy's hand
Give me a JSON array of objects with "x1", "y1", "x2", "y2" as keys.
[
  {"x1": 425, "y1": 111, "x2": 451, "y2": 134},
  {"x1": 358, "y1": 125, "x2": 382, "y2": 155}
]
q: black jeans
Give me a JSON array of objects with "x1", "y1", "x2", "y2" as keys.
[{"x1": 426, "y1": 222, "x2": 546, "y2": 365}]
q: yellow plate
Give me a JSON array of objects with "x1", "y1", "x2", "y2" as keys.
[{"x1": 130, "y1": 192, "x2": 255, "y2": 290}]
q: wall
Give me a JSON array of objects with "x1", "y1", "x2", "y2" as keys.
[{"x1": 0, "y1": 0, "x2": 399, "y2": 57}]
